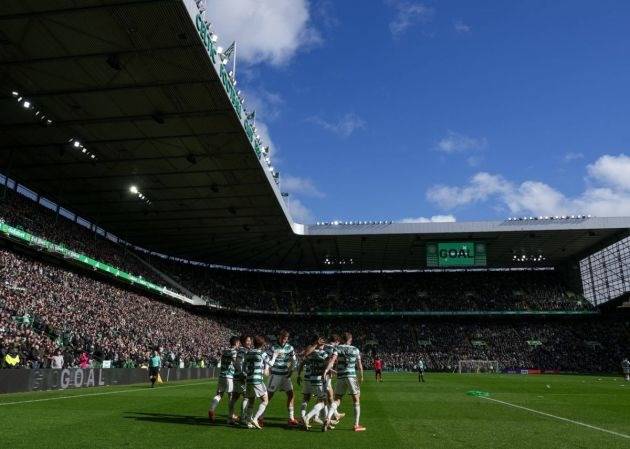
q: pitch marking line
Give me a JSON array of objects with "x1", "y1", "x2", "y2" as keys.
[
  {"x1": 0, "y1": 379, "x2": 211, "y2": 407},
  {"x1": 481, "y1": 396, "x2": 630, "y2": 440}
]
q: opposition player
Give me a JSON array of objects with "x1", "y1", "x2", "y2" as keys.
[
  {"x1": 208, "y1": 336, "x2": 240, "y2": 423},
  {"x1": 301, "y1": 335, "x2": 330, "y2": 430},
  {"x1": 417, "y1": 359, "x2": 426, "y2": 383},
  {"x1": 622, "y1": 358, "x2": 630, "y2": 381},
  {"x1": 243, "y1": 335, "x2": 278, "y2": 429},
  {"x1": 324, "y1": 332, "x2": 366, "y2": 432},
  {"x1": 148, "y1": 349, "x2": 161, "y2": 388},
  {"x1": 374, "y1": 356, "x2": 383, "y2": 382},
  {"x1": 229, "y1": 335, "x2": 251, "y2": 424},
  {"x1": 266, "y1": 330, "x2": 299, "y2": 427}
]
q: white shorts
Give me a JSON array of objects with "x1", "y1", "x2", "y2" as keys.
[
  {"x1": 310, "y1": 383, "x2": 327, "y2": 400},
  {"x1": 246, "y1": 383, "x2": 267, "y2": 398},
  {"x1": 267, "y1": 374, "x2": 293, "y2": 393},
  {"x1": 301, "y1": 380, "x2": 312, "y2": 396},
  {"x1": 216, "y1": 377, "x2": 234, "y2": 394},
  {"x1": 334, "y1": 378, "x2": 360, "y2": 396}
]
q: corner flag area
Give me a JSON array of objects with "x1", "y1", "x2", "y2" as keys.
[{"x1": 1, "y1": 374, "x2": 629, "y2": 449}]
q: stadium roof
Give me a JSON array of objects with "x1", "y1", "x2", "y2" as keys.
[{"x1": 1, "y1": 0, "x2": 629, "y2": 271}]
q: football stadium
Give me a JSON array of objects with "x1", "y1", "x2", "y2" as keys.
[{"x1": 1, "y1": 1, "x2": 629, "y2": 448}]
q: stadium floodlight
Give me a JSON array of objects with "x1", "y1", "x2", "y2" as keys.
[
  {"x1": 11, "y1": 91, "x2": 19, "y2": 97},
  {"x1": 73, "y1": 140, "x2": 81, "y2": 148},
  {"x1": 22, "y1": 100, "x2": 31, "y2": 109},
  {"x1": 90, "y1": 154, "x2": 95, "y2": 159},
  {"x1": 210, "y1": 34, "x2": 218, "y2": 43},
  {"x1": 217, "y1": 46, "x2": 224, "y2": 54},
  {"x1": 129, "y1": 185, "x2": 139, "y2": 194}
]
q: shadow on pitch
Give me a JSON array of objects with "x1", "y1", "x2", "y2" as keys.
[{"x1": 124, "y1": 412, "x2": 290, "y2": 430}]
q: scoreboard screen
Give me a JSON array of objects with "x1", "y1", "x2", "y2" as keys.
[{"x1": 426, "y1": 242, "x2": 487, "y2": 267}]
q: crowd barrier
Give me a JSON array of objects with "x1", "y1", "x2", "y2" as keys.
[{"x1": 0, "y1": 367, "x2": 217, "y2": 394}]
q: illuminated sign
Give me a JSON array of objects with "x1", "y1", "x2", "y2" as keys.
[{"x1": 427, "y1": 242, "x2": 487, "y2": 267}]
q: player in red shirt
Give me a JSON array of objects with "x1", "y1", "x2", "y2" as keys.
[{"x1": 373, "y1": 357, "x2": 383, "y2": 382}]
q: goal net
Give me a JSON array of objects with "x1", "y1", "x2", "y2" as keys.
[{"x1": 458, "y1": 360, "x2": 499, "y2": 373}]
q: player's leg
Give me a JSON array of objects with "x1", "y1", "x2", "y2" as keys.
[
  {"x1": 208, "y1": 387, "x2": 223, "y2": 422},
  {"x1": 251, "y1": 385, "x2": 269, "y2": 428},
  {"x1": 420, "y1": 370, "x2": 425, "y2": 382},
  {"x1": 350, "y1": 393, "x2": 365, "y2": 431},
  {"x1": 286, "y1": 387, "x2": 298, "y2": 426},
  {"x1": 304, "y1": 398, "x2": 326, "y2": 429},
  {"x1": 348, "y1": 377, "x2": 365, "y2": 432},
  {"x1": 300, "y1": 393, "x2": 310, "y2": 422}
]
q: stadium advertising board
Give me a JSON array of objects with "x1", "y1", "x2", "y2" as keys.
[
  {"x1": 426, "y1": 242, "x2": 487, "y2": 267},
  {"x1": 0, "y1": 368, "x2": 217, "y2": 394},
  {"x1": 0, "y1": 222, "x2": 189, "y2": 302}
]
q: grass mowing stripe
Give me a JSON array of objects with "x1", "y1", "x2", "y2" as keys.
[
  {"x1": 481, "y1": 396, "x2": 630, "y2": 441},
  {"x1": 0, "y1": 380, "x2": 212, "y2": 406}
]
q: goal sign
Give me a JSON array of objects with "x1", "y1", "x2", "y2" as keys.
[{"x1": 427, "y1": 242, "x2": 487, "y2": 267}]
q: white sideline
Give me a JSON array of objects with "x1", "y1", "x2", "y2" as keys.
[
  {"x1": 0, "y1": 380, "x2": 210, "y2": 407},
  {"x1": 481, "y1": 396, "x2": 630, "y2": 440}
]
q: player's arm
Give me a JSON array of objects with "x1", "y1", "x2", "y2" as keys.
[
  {"x1": 323, "y1": 352, "x2": 338, "y2": 378},
  {"x1": 287, "y1": 349, "x2": 297, "y2": 378},
  {"x1": 302, "y1": 344, "x2": 318, "y2": 358},
  {"x1": 357, "y1": 354, "x2": 364, "y2": 384},
  {"x1": 296, "y1": 359, "x2": 305, "y2": 385}
]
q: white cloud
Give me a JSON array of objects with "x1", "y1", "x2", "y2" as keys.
[
  {"x1": 308, "y1": 113, "x2": 366, "y2": 137},
  {"x1": 243, "y1": 88, "x2": 284, "y2": 122},
  {"x1": 282, "y1": 175, "x2": 325, "y2": 198},
  {"x1": 436, "y1": 131, "x2": 487, "y2": 154},
  {"x1": 426, "y1": 154, "x2": 630, "y2": 217},
  {"x1": 287, "y1": 197, "x2": 314, "y2": 223},
  {"x1": 205, "y1": 0, "x2": 321, "y2": 66},
  {"x1": 586, "y1": 153, "x2": 630, "y2": 191},
  {"x1": 563, "y1": 152, "x2": 584, "y2": 162},
  {"x1": 387, "y1": 1, "x2": 433, "y2": 37},
  {"x1": 400, "y1": 215, "x2": 456, "y2": 223},
  {"x1": 453, "y1": 19, "x2": 471, "y2": 34}
]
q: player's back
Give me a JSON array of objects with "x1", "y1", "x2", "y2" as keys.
[
  {"x1": 219, "y1": 348, "x2": 236, "y2": 378},
  {"x1": 307, "y1": 349, "x2": 328, "y2": 386},
  {"x1": 336, "y1": 344, "x2": 360, "y2": 378},
  {"x1": 245, "y1": 348, "x2": 265, "y2": 384}
]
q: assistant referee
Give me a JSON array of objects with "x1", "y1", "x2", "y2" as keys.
[{"x1": 149, "y1": 349, "x2": 162, "y2": 388}]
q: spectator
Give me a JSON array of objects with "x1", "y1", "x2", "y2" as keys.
[{"x1": 50, "y1": 349, "x2": 64, "y2": 369}]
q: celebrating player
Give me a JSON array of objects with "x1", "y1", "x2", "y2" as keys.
[
  {"x1": 301, "y1": 335, "x2": 330, "y2": 430},
  {"x1": 324, "y1": 332, "x2": 366, "y2": 432},
  {"x1": 243, "y1": 335, "x2": 278, "y2": 429},
  {"x1": 266, "y1": 330, "x2": 299, "y2": 427},
  {"x1": 229, "y1": 335, "x2": 252, "y2": 425},
  {"x1": 622, "y1": 358, "x2": 630, "y2": 382},
  {"x1": 208, "y1": 336, "x2": 240, "y2": 423}
]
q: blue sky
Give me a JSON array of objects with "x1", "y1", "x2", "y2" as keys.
[{"x1": 207, "y1": 0, "x2": 630, "y2": 223}]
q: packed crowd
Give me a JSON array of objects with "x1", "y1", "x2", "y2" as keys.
[
  {"x1": 1, "y1": 246, "x2": 627, "y2": 372},
  {"x1": 0, "y1": 190, "x2": 162, "y2": 285},
  {"x1": 0, "y1": 249, "x2": 233, "y2": 369},
  {"x1": 0, "y1": 189, "x2": 590, "y2": 314},
  {"x1": 148, "y1": 257, "x2": 590, "y2": 313}
]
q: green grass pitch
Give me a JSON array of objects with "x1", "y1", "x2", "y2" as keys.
[{"x1": 1, "y1": 373, "x2": 629, "y2": 448}]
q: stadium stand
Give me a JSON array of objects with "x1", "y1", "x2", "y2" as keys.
[
  {"x1": 1, "y1": 244, "x2": 627, "y2": 373},
  {"x1": 146, "y1": 258, "x2": 591, "y2": 312},
  {"x1": 0, "y1": 190, "x2": 164, "y2": 286}
]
